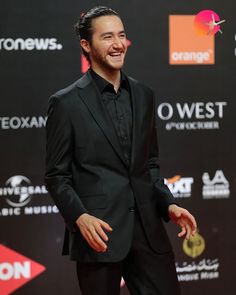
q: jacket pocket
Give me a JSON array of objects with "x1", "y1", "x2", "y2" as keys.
[{"x1": 80, "y1": 194, "x2": 108, "y2": 210}]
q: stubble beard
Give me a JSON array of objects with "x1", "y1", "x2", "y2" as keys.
[{"x1": 90, "y1": 47, "x2": 126, "y2": 73}]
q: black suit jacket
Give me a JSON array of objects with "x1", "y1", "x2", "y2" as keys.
[{"x1": 45, "y1": 71, "x2": 176, "y2": 262}]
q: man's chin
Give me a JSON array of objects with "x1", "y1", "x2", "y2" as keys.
[{"x1": 108, "y1": 61, "x2": 124, "y2": 71}]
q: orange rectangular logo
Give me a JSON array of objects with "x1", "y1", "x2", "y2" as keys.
[{"x1": 169, "y1": 15, "x2": 215, "y2": 65}]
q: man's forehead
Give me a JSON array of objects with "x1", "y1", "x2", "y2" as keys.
[{"x1": 91, "y1": 15, "x2": 124, "y2": 32}]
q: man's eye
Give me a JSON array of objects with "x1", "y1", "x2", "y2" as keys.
[
  {"x1": 104, "y1": 36, "x2": 112, "y2": 40},
  {"x1": 120, "y1": 34, "x2": 126, "y2": 38}
]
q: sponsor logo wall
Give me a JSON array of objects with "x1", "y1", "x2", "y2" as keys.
[
  {"x1": 176, "y1": 232, "x2": 220, "y2": 282},
  {"x1": 202, "y1": 170, "x2": 230, "y2": 199},
  {"x1": 169, "y1": 15, "x2": 215, "y2": 65},
  {"x1": 157, "y1": 101, "x2": 227, "y2": 131},
  {"x1": 0, "y1": 245, "x2": 46, "y2": 295},
  {"x1": 1, "y1": 1, "x2": 235, "y2": 295},
  {"x1": 165, "y1": 175, "x2": 194, "y2": 198},
  {"x1": 0, "y1": 175, "x2": 59, "y2": 216},
  {"x1": 0, "y1": 38, "x2": 63, "y2": 51},
  {"x1": 0, "y1": 116, "x2": 47, "y2": 130}
]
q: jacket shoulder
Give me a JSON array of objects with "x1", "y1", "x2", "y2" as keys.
[
  {"x1": 127, "y1": 75, "x2": 154, "y2": 96},
  {"x1": 50, "y1": 72, "x2": 91, "y2": 102},
  {"x1": 50, "y1": 78, "x2": 80, "y2": 103}
]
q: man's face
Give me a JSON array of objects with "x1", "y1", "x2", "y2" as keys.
[{"x1": 84, "y1": 15, "x2": 128, "y2": 72}]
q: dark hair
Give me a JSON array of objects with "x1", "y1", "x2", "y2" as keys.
[{"x1": 74, "y1": 6, "x2": 120, "y2": 62}]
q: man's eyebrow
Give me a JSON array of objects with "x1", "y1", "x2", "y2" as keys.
[{"x1": 100, "y1": 30, "x2": 126, "y2": 37}]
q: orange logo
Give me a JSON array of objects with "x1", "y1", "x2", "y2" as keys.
[
  {"x1": 0, "y1": 245, "x2": 46, "y2": 294},
  {"x1": 169, "y1": 15, "x2": 214, "y2": 65}
]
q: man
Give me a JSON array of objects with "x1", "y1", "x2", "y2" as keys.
[{"x1": 45, "y1": 6, "x2": 197, "y2": 295}]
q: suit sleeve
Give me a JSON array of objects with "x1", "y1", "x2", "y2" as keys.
[
  {"x1": 147, "y1": 91, "x2": 177, "y2": 222},
  {"x1": 45, "y1": 95, "x2": 88, "y2": 231}
]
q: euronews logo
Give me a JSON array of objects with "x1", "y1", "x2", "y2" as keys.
[{"x1": 0, "y1": 38, "x2": 63, "y2": 51}]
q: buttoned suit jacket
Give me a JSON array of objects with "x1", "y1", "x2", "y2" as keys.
[{"x1": 45, "y1": 71, "x2": 175, "y2": 262}]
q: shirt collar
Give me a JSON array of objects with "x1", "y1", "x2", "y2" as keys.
[{"x1": 90, "y1": 68, "x2": 128, "y2": 93}]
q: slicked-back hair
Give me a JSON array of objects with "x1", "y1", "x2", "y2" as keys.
[{"x1": 74, "y1": 6, "x2": 120, "y2": 62}]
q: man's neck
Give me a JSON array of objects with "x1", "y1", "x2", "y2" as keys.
[{"x1": 91, "y1": 65, "x2": 121, "y2": 92}]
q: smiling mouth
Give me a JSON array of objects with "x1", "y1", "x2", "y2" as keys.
[
  {"x1": 109, "y1": 52, "x2": 124, "y2": 60},
  {"x1": 110, "y1": 53, "x2": 122, "y2": 56}
]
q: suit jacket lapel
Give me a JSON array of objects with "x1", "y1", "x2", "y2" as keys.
[
  {"x1": 76, "y1": 72, "x2": 128, "y2": 167},
  {"x1": 128, "y1": 76, "x2": 140, "y2": 173}
]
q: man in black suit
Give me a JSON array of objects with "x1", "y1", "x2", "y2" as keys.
[{"x1": 45, "y1": 6, "x2": 197, "y2": 295}]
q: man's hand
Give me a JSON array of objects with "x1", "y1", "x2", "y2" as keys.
[
  {"x1": 76, "y1": 213, "x2": 113, "y2": 252},
  {"x1": 168, "y1": 204, "x2": 197, "y2": 240}
]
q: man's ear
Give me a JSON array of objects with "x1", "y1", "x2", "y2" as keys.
[{"x1": 80, "y1": 39, "x2": 91, "y2": 54}]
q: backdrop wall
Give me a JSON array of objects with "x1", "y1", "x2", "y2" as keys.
[{"x1": 1, "y1": 1, "x2": 235, "y2": 294}]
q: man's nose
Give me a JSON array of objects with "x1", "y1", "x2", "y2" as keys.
[{"x1": 112, "y1": 37, "x2": 123, "y2": 49}]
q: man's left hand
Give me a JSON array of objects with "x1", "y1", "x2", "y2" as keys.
[{"x1": 168, "y1": 204, "x2": 197, "y2": 240}]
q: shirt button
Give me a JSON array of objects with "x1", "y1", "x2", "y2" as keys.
[
  {"x1": 120, "y1": 115, "x2": 124, "y2": 120},
  {"x1": 129, "y1": 207, "x2": 135, "y2": 212}
]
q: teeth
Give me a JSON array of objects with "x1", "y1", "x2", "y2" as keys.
[{"x1": 110, "y1": 53, "x2": 122, "y2": 56}]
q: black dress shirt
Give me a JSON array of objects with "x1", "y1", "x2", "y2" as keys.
[{"x1": 90, "y1": 69, "x2": 133, "y2": 166}]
